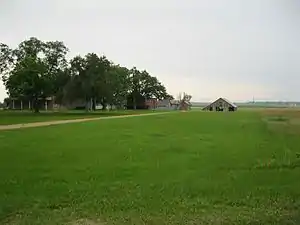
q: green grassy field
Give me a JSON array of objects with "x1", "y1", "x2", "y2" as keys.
[
  {"x1": 0, "y1": 110, "x2": 154, "y2": 125},
  {"x1": 0, "y1": 110, "x2": 300, "y2": 224}
]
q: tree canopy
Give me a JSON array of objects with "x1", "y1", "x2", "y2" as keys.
[{"x1": 0, "y1": 37, "x2": 172, "y2": 112}]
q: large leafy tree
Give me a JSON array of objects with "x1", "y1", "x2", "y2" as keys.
[
  {"x1": 66, "y1": 55, "x2": 89, "y2": 109},
  {"x1": 105, "y1": 65, "x2": 130, "y2": 109},
  {"x1": 139, "y1": 70, "x2": 169, "y2": 100},
  {"x1": 1, "y1": 38, "x2": 172, "y2": 112},
  {"x1": 127, "y1": 67, "x2": 171, "y2": 109},
  {"x1": 92, "y1": 55, "x2": 112, "y2": 110},
  {"x1": 67, "y1": 53, "x2": 112, "y2": 110},
  {"x1": 44, "y1": 40, "x2": 69, "y2": 104},
  {"x1": 128, "y1": 67, "x2": 143, "y2": 109},
  {"x1": 0, "y1": 37, "x2": 68, "y2": 112}
]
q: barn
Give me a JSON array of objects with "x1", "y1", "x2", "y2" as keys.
[{"x1": 202, "y1": 98, "x2": 237, "y2": 111}]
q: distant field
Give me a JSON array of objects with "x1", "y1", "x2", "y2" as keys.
[
  {"x1": 0, "y1": 110, "x2": 300, "y2": 224},
  {"x1": 0, "y1": 110, "x2": 155, "y2": 125},
  {"x1": 192, "y1": 105, "x2": 300, "y2": 110}
]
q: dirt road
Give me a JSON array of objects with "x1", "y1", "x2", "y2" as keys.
[{"x1": 0, "y1": 112, "x2": 172, "y2": 131}]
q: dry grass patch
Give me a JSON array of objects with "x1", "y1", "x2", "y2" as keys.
[
  {"x1": 69, "y1": 218, "x2": 105, "y2": 225},
  {"x1": 262, "y1": 109, "x2": 300, "y2": 135}
]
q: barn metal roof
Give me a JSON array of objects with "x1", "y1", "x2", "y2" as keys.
[
  {"x1": 221, "y1": 98, "x2": 238, "y2": 108},
  {"x1": 203, "y1": 97, "x2": 237, "y2": 109}
]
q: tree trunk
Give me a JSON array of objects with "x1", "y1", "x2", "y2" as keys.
[
  {"x1": 85, "y1": 98, "x2": 89, "y2": 112},
  {"x1": 90, "y1": 98, "x2": 93, "y2": 111},
  {"x1": 133, "y1": 96, "x2": 137, "y2": 110},
  {"x1": 101, "y1": 102, "x2": 107, "y2": 111},
  {"x1": 33, "y1": 99, "x2": 40, "y2": 113},
  {"x1": 92, "y1": 98, "x2": 96, "y2": 111}
]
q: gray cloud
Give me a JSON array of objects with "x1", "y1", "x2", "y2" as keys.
[{"x1": 1, "y1": 0, "x2": 299, "y2": 101}]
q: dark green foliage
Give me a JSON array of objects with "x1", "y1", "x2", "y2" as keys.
[
  {"x1": 126, "y1": 92, "x2": 147, "y2": 109},
  {"x1": 0, "y1": 37, "x2": 171, "y2": 112},
  {"x1": 0, "y1": 38, "x2": 69, "y2": 112}
]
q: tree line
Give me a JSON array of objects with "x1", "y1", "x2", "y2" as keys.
[{"x1": 0, "y1": 37, "x2": 172, "y2": 112}]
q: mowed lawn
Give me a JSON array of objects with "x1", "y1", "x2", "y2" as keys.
[
  {"x1": 0, "y1": 110, "x2": 152, "y2": 125},
  {"x1": 0, "y1": 110, "x2": 300, "y2": 225}
]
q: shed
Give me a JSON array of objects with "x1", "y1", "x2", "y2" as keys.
[{"x1": 203, "y1": 98, "x2": 237, "y2": 111}]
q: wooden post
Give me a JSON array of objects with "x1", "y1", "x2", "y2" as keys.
[
  {"x1": 21, "y1": 100, "x2": 23, "y2": 110},
  {"x1": 29, "y1": 101, "x2": 31, "y2": 110},
  {"x1": 12, "y1": 99, "x2": 15, "y2": 110},
  {"x1": 45, "y1": 100, "x2": 48, "y2": 111}
]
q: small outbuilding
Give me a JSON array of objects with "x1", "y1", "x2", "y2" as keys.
[{"x1": 202, "y1": 97, "x2": 237, "y2": 111}]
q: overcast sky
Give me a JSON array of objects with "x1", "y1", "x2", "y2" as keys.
[{"x1": 1, "y1": 0, "x2": 299, "y2": 102}]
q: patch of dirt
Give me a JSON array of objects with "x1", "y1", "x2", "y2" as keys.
[
  {"x1": 69, "y1": 218, "x2": 105, "y2": 225},
  {"x1": 0, "y1": 213, "x2": 23, "y2": 225}
]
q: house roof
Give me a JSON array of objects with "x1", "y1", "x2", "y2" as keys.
[{"x1": 203, "y1": 97, "x2": 237, "y2": 109}]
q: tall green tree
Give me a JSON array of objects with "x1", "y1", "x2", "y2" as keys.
[
  {"x1": 1, "y1": 38, "x2": 172, "y2": 112},
  {"x1": 0, "y1": 37, "x2": 68, "y2": 112},
  {"x1": 92, "y1": 55, "x2": 111, "y2": 110},
  {"x1": 106, "y1": 65, "x2": 130, "y2": 109},
  {"x1": 67, "y1": 54, "x2": 112, "y2": 110},
  {"x1": 127, "y1": 67, "x2": 171, "y2": 109},
  {"x1": 139, "y1": 70, "x2": 169, "y2": 100},
  {"x1": 67, "y1": 55, "x2": 89, "y2": 109},
  {"x1": 44, "y1": 40, "x2": 69, "y2": 104},
  {"x1": 128, "y1": 67, "x2": 142, "y2": 109}
]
